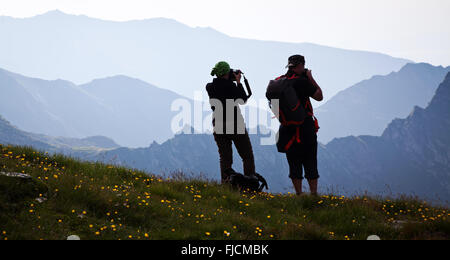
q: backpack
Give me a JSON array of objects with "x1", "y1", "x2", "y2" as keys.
[
  {"x1": 266, "y1": 75, "x2": 320, "y2": 153},
  {"x1": 224, "y1": 169, "x2": 269, "y2": 193},
  {"x1": 266, "y1": 76, "x2": 307, "y2": 126}
]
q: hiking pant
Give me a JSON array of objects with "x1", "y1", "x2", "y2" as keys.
[
  {"x1": 286, "y1": 140, "x2": 320, "y2": 180},
  {"x1": 213, "y1": 131, "x2": 256, "y2": 182}
]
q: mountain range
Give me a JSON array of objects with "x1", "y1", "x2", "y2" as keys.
[
  {"x1": 2, "y1": 62, "x2": 447, "y2": 147},
  {"x1": 0, "y1": 10, "x2": 410, "y2": 103},
  {"x1": 0, "y1": 115, "x2": 118, "y2": 153},
  {"x1": 91, "y1": 72, "x2": 450, "y2": 202},
  {"x1": 316, "y1": 63, "x2": 450, "y2": 143},
  {"x1": 1, "y1": 69, "x2": 449, "y2": 202},
  {"x1": 0, "y1": 115, "x2": 51, "y2": 151},
  {"x1": 0, "y1": 68, "x2": 193, "y2": 147}
]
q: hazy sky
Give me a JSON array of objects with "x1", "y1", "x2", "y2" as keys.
[{"x1": 1, "y1": 0, "x2": 449, "y2": 66}]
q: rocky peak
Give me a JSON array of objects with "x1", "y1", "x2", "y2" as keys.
[
  {"x1": 426, "y1": 72, "x2": 450, "y2": 116},
  {"x1": 381, "y1": 72, "x2": 450, "y2": 174}
]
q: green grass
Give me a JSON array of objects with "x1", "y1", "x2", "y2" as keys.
[{"x1": 0, "y1": 144, "x2": 448, "y2": 240}]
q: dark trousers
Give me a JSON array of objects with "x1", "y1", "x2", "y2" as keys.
[
  {"x1": 213, "y1": 131, "x2": 256, "y2": 182},
  {"x1": 286, "y1": 141, "x2": 320, "y2": 180}
]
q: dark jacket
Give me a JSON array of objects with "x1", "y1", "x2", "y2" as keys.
[
  {"x1": 206, "y1": 78, "x2": 249, "y2": 135},
  {"x1": 276, "y1": 71, "x2": 318, "y2": 153}
]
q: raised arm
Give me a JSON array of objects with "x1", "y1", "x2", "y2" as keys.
[
  {"x1": 233, "y1": 72, "x2": 249, "y2": 103},
  {"x1": 306, "y1": 70, "x2": 323, "y2": 101}
]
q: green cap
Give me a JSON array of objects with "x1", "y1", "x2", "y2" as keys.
[{"x1": 211, "y1": 61, "x2": 230, "y2": 77}]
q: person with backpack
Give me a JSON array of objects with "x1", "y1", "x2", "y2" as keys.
[
  {"x1": 266, "y1": 55, "x2": 323, "y2": 195},
  {"x1": 206, "y1": 61, "x2": 256, "y2": 184}
]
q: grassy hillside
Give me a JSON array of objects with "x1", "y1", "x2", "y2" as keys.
[{"x1": 0, "y1": 144, "x2": 448, "y2": 240}]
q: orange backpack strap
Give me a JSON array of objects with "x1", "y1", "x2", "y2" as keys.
[
  {"x1": 296, "y1": 127, "x2": 301, "y2": 143},
  {"x1": 313, "y1": 116, "x2": 320, "y2": 133},
  {"x1": 284, "y1": 127, "x2": 302, "y2": 152},
  {"x1": 292, "y1": 100, "x2": 301, "y2": 112},
  {"x1": 306, "y1": 99, "x2": 320, "y2": 133},
  {"x1": 284, "y1": 135, "x2": 296, "y2": 151}
]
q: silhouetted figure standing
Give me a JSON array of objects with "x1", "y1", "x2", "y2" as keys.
[
  {"x1": 272, "y1": 55, "x2": 323, "y2": 195},
  {"x1": 206, "y1": 61, "x2": 256, "y2": 183}
]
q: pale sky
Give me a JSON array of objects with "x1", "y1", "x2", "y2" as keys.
[{"x1": 1, "y1": 0, "x2": 449, "y2": 66}]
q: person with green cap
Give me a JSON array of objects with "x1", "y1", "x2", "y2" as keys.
[{"x1": 206, "y1": 61, "x2": 256, "y2": 183}]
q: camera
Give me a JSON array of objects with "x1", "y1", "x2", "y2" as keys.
[
  {"x1": 229, "y1": 69, "x2": 243, "y2": 81},
  {"x1": 303, "y1": 68, "x2": 309, "y2": 77},
  {"x1": 229, "y1": 69, "x2": 252, "y2": 98}
]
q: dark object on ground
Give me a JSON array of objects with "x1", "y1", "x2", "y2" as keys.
[
  {"x1": 0, "y1": 172, "x2": 48, "y2": 202},
  {"x1": 224, "y1": 168, "x2": 269, "y2": 192}
]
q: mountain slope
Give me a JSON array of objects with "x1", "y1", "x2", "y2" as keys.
[
  {"x1": 315, "y1": 63, "x2": 450, "y2": 143},
  {"x1": 0, "y1": 68, "x2": 194, "y2": 147},
  {"x1": 79, "y1": 75, "x2": 195, "y2": 147},
  {"x1": 0, "y1": 69, "x2": 70, "y2": 137},
  {"x1": 0, "y1": 115, "x2": 52, "y2": 150},
  {"x1": 28, "y1": 134, "x2": 120, "y2": 150},
  {"x1": 0, "y1": 10, "x2": 410, "y2": 102},
  {"x1": 0, "y1": 67, "x2": 116, "y2": 138},
  {"x1": 0, "y1": 114, "x2": 118, "y2": 153},
  {"x1": 316, "y1": 72, "x2": 450, "y2": 200},
  {"x1": 382, "y1": 72, "x2": 450, "y2": 194},
  {"x1": 1, "y1": 144, "x2": 448, "y2": 240}
]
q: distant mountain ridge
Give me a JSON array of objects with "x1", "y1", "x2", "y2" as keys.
[
  {"x1": 0, "y1": 115, "x2": 51, "y2": 150},
  {"x1": 382, "y1": 71, "x2": 450, "y2": 193},
  {"x1": 315, "y1": 63, "x2": 450, "y2": 143},
  {"x1": 0, "y1": 10, "x2": 410, "y2": 102},
  {"x1": 0, "y1": 67, "x2": 194, "y2": 147},
  {"x1": 321, "y1": 71, "x2": 450, "y2": 200},
  {"x1": 0, "y1": 114, "x2": 118, "y2": 151},
  {"x1": 29, "y1": 134, "x2": 120, "y2": 150},
  {"x1": 92, "y1": 73, "x2": 450, "y2": 202}
]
